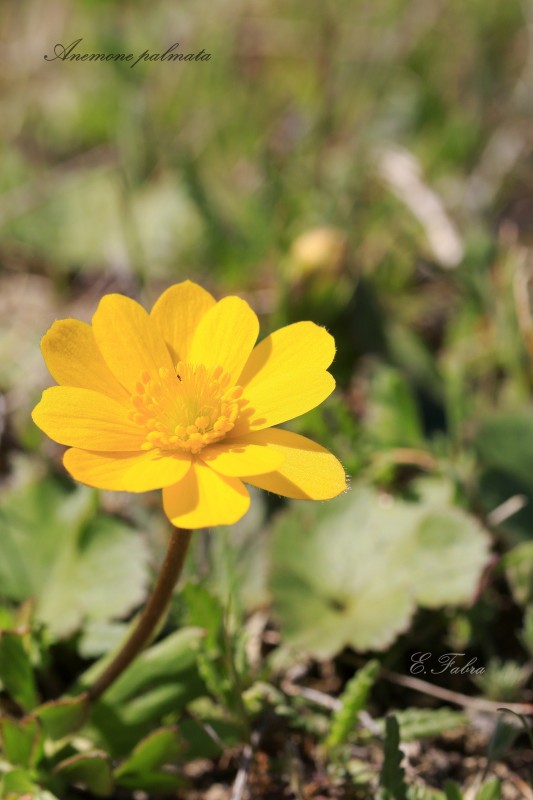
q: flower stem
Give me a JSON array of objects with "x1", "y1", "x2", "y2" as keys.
[{"x1": 87, "y1": 527, "x2": 192, "y2": 702}]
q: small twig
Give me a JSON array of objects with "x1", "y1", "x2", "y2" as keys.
[
  {"x1": 358, "y1": 709, "x2": 384, "y2": 737},
  {"x1": 185, "y1": 708, "x2": 227, "y2": 753},
  {"x1": 487, "y1": 494, "x2": 528, "y2": 526},
  {"x1": 466, "y1": 0, "x2": 533, "y2": 211},
  {"x1": 283, "y1": 668, "x2": 533, "y2": 720},
  {"x1": 381, "y1": 668, "x2": 533, "y2": 715},
  {"x1": 230, "y1": 729, "x2": 261, "y2": 800},
  {"x1": 230, "y1": 742, "x2": 253, "y2": 800},
  {"x1": 286, "y1": 739, "x2": 306, "y2": 800},
  {"x1": 245, "y1": 610, "x2": 270, "y2": 671},
  {"x1": 506, "y1": 772, "x2": 533, "y2": 800},
  {"x1": 281, "y1": 679, "x2": 382, "y2": 735},
  {"x1": 376, "y1": 145, "x2": 464, "y2": 269},
  {"x1": 281, "y1": 680, "x2": 339, "y2": 711}
]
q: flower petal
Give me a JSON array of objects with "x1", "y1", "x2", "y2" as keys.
[
  {"x1": 64, "y1": 448, "x2": 191, "y2": 492},
  {"x1": 41, "y1": 319, "x2": 129, "y2": 403},
  {"x1": 150, "y1": 280, "x2": 216, "y2": 364},
  {"x1": 32, "y1": 387, "x2": 144, "y2": 450},
  {"x1": 92, "y1": 294, "x2": 175, "y2": 394},
  {"x1": 199, "y1": 439, "x2": 284, "y2": 477},
  {"x1": 232, "y1": 322, "x2": 336, "y2": 434},
  {"x1": 240, "y1": 428, "x2": 347, "y2": 499},
  {"x1": 188, "y1": 296, "x2": 259, "y2": 384},
  {"x1": 163, "y1": 459, "x2": 250, "y2": 528}
]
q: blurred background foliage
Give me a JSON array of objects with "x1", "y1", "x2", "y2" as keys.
[{"x1": 2, "y1": 0, "x2": 533, "y2": 797}]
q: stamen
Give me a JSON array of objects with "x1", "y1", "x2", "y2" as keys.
[{"x1": 129, "y1": 362, "x2": 246, "y2": 455}]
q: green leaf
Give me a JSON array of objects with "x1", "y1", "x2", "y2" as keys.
[
  {"x1": 36, "y1": 514, "x2": 150, "y2": 639},
  {"x1": 495, "y1": 708, "x2": 533, "y2": 752},
  {"x1": 476, "y1": 779, "x2": 501, "y2": 800},
  {"x1": 115, "y1": 727, "x2": 184, "y2": 791},
  {"x1": 1, "y1": 768, "x2": 37, "y2": 796},
  {"x1": 475, "y1": 412, "x2": 533, "y2": 490},
  {"x1": 443, "y1": 782, "x2": 464, "y2": 800},
  {"x1": 502, "y1": 542, "x2": 533, "y2": 606},
  {"x1": 407, "y1": 787, "x2": 446, "y2": 800},
  {"x1": 407, "y1": 510, "x2": 490, "y2": 607},
  {"x1": 379, "y1": 716, "x2": 408, "y2": 800},
  {"x1": 387, "y1": 322, "x2": 443, "y2": 402},
  {"x1": 0, "y1": 477, "x2": 150, "y2": 639},
  {"x1": 78, "y1": 620, "x2": 129, "y2": 658},
  {"x1": 182, "y1": 582, "x2": 224, "y2": 652},
  {"x1": 376, "y1": 708, "x2": 467, "y2": 741},
  {"x1": 472, "y1": 658, "x2": 529, "y2": 702},
  {"x1": 475, "y1": 411, "x2": 533, "y2": 540},
  {"x1": 8, "y1": 171, "x2": 199, "y2": 276},
  {"x1": 0, "y1": 715, "x2": 42, "y2": 768},
  {"x1": 325, "y1": 660, "x2": 380, "y2": 749},
  {"x1": 365, "y1": 365, "x2": 424, "y2": 448},
  {"x1": 0, "y1": 631, "x2": 38, "y2": 710},
  {"x1": 117, "y1": 770, "x2": 185, "y2": 792},
  {"x1": 115, "y1": 727, "x2": 182, "y2": 776},
  {"x1": 270, "y1": 480, "x2": 490, "y2": 657},
  {"x1": 178, "y1": 715, "x2": 242, "y2": 760},
  {"x1": 0, "y1": 607, "x2": 16, "y2": 630},
  {"x1": 182, "y1": 585, "x2": 236, "y2": 705},
  {"x1": 54, "y1": 751, "x2": 114, "y2": 797},
  {"x1": 81, "y1": 628, "x2": 205, "y2": 756},
  {"x1": 34, "y1": 694, "x2": 89, "y2": 741},
  {"x1": 520, "y1": 605, "x2": 533, "y2": 657},
  {"x1": 485, "y1": 714, "x2": 522, "y2": 763},
  {"x1": 1, "y1": 768, "x2": 60, "y2": 799},
  {"x1": 209, "y1": 488, "x2": 271, "y2": 612},
  {"x1": 0, "y1": 477, "x2": 93, "y2": 602},
  {"x1": 84, "y1": 627, "x2": 205, "y2": 706},
  {"x1": 116, "y1": 682, "x2": 200, "y2": 728}
]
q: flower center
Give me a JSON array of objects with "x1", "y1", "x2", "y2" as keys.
[{"x1": 129, "y1": 361, "x2": 244, "y2": 454}]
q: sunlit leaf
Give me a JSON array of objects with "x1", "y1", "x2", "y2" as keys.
[
  {"x1": 0, "y1": 477, "x2": 150, "y2": 639},
  {"x1": 271, "y1": 480, "x2": 491, "y2": 657}
]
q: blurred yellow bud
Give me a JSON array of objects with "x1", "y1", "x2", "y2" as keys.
[{"x1": 289, "y1": 226, "x2": 347, "y2": 280}]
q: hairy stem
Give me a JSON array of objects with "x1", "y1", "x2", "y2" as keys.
[{"x1": 87, "y1": 527, "x2": 192, "y2": 702}]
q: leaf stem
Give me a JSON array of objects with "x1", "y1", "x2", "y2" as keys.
[{"x1": 87, "y1": 527, "x2": 192, "y2": 702}]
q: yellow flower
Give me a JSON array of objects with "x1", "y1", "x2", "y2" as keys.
[{"x1": 32, "y1": 281, "x2": 346, "y2": 529}]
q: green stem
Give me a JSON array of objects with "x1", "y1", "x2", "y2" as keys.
[{"x1": 87, "y1": 527, "x2": 192, "y2": 702}]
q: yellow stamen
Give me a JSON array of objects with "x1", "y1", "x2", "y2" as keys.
[{"x1": 130, "y1": 361, "x2": 246, "y2": 455}]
